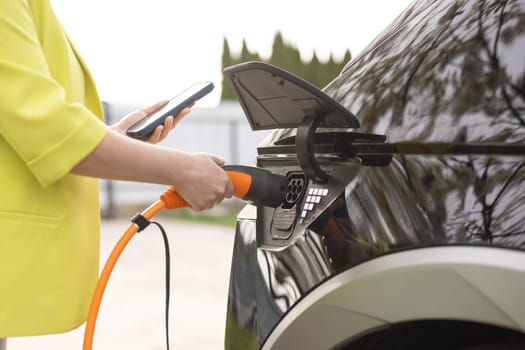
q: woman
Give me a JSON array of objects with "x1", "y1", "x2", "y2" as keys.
[{"x1": 0, "y1": 0, "x2": 233, "y2": 344}]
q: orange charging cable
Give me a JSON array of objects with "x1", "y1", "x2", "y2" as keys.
[
  {"x1": 82, "y1": 170, "x2": 254, "y2": 350},
  {"x1": 82, "y1": 199, "x2": 165, "y2": 350}
]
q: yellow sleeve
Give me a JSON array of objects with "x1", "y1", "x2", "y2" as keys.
[{"x1": 0, "y1": 0, "x2": 107, "y2": 187}]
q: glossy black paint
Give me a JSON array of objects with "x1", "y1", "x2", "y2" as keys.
[
  {"x1": 225, "y1": 0, "x2": 525, "y2": 348},
  {"x1": 328, "y1": 0, "x2": 525, "y2": 247}
]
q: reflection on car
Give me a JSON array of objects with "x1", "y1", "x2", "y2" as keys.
[{"x1": 224, "y1": 0, "x2": 525, "y2": 349}]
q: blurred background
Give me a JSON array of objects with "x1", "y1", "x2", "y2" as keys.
[
  {"x1": 49, "y1": 0, "x2": 414, "y2": 218},
  {"x1": 50, "y1": 0, "x2": 414, "y2": 106}
]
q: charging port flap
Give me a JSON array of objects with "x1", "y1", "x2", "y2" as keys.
[
  {"x1": 223, "y1": 61, "x2": 360, "y2": 131},
  {"x1": 224, "y1": 61, "x2": 361, "y2": 184}
]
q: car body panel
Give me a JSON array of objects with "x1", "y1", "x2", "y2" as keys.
[
  {"x1": 263, "y1": 246, "x2": 525, "y2": 349},
  {"x1": 224, "y1": 0, "x2": 525, "y2": 348}
]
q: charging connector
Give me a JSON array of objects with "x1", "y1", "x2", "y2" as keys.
[{"x1": 282, "y1": 173, "x2": 307, "y2": 209}]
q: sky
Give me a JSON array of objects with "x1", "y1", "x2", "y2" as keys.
[{"x1": 50, "y1": 0, "x2": 414, "y2": 107}]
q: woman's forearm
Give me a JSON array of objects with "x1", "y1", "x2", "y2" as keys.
[
  {"x1": 72, "y1": 129, "x2": 182, "y2": 184},
  {"x1": 71, "y1": 129, "x2": 233, "y2": 210}
]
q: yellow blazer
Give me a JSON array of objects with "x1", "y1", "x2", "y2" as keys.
[{"x1": 0, "y1": 0, "x2": 108, "y2": 336}]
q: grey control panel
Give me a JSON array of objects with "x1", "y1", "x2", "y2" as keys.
[{"x1": 300, "y1": 187, "x2": 329, "y2": 224}]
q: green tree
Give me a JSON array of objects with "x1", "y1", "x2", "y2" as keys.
[
  {"x1": 269, "y1": 32, "x2": 303, "y2": 77},
  {"x1": 307, "y1": 52, "x2": 321, "y2": 87},
  {"x1": 221, "y1": 32, "x2": 352, "y2": 100},
  {"x1": 342, "y1": 49, "x2": 352, "y2": 66},
  {"x1": 240, "y1": 39, "x2": 260, "y2": 62},
  {"x1": 221, "y1": 37, "x2": 235, "y2": 100},
  {"x1": 270, "y1": 32, "x2": 287, "y2": 69}
]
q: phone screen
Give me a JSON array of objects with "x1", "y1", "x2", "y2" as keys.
[{"x1": 127, "y1": 82, "x2": 213, "y2": 132}]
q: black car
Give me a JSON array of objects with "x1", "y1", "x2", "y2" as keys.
[{"x1": 222, "y1": 0, "x2": 525, "y2": 349}]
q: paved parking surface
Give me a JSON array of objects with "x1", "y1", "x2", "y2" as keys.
[{"x1": 8, "y1": 218, "x2": 235, "y2": 350}]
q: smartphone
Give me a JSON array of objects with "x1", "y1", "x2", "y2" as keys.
[{"x1": 126, "y1": 81, "x2": 214, "y2": 139}]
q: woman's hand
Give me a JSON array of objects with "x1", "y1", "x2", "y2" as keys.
[
  {"x1": 111, "y1": 100, "x2": 192, "y2": 144},
  {"x1": 172, "y1": 152, "x2": 234, "y2": 211}
]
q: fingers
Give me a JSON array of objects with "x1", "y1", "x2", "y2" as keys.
[
  {"x1": 170, "y1": 107, "x2": 191, "y2": 129},
  {"x1": 224, "y1": 179, "x2": 235, "y2": 199},
  {"x1": 145, "y1": 106, "x2": 192, "y2": 144},
  {"x1": 144, "y1": 115, "x2": 175, "y2": 143},
  {"x1": 208, "y1": 154, "x2": 226, "y2": 165},
  {"x1": 147, "y1": 125, "x2": 163, "y2": 143},
  {"x1": 174, "y1": 153, "x2": 234, "y2": 212},
  {"x1": 157, "y1": 116, "x2": 174, "y2": 140},
  {"x1": 206, "y1": 154, "x2": 234, "y2": 199}
]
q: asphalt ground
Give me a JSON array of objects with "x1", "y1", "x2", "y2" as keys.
[{"x1": 8, "y1": 217, "x2": 235, "y2": 350}]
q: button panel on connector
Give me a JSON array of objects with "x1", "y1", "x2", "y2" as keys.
[{"x1": 300, "y1": 187, "x2": 329, "y2": 223}]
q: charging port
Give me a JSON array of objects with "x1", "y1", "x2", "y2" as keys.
[{"x1": 282, "y1": 173, "x2": 306, "y2": 209}]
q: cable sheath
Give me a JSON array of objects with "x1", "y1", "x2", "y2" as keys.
[{"x1": 83, "y1": 200, "x2": 165, "y2": 350}]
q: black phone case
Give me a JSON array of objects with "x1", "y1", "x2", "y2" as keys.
[{"x1": 126, "y1": 82, "x2": 214, "y2": 138}]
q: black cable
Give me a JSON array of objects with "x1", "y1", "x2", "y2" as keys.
[
  {"x1": 131, "y1": 214, "x2": 170, "y2": 350},
  {"x1": 131, "y1": 214, "x2": 171, "y2": 350},
  {"x1": 150, "y1": 220, "x2": 171, "y2": 350}
]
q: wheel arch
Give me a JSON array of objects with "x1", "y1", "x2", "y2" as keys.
[{"x1": 262, "y1": 246, "x2": 525, "y2": 350}]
